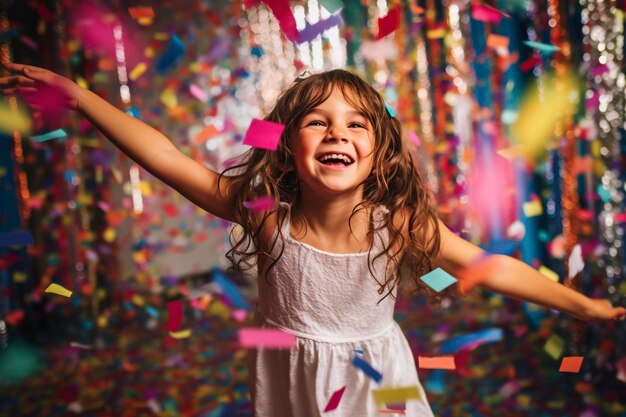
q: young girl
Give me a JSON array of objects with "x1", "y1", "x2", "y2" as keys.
[{"x1": 2, "y1": 63, "x2": 624, "y2": 417}]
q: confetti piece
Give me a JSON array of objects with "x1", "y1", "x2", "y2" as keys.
[
  {"x1": 44, "y1": 283, "x2": 73, "y2": 298},
  {"x1": 128, "y1": 7, "x2": 155, "y2": 19},
  {"x1": 213, "y1": 269, "x2": 251, "y2": 311},
  {"x1": 377, "y1": 410, "x2": 406, "y2": 415},
  {"x1": 351, "y1": 355, "x2": 382, "y2": 383},
  {"x1": 418, "y1": 356, "x2": 456, "y2": 370},
  {"x1": 254, "y1": 0, "x2": 299, "y2": 41},
  {"x1": 384, "y1": 103, "x2": 396, "y2": 117},
  {"x1": 544, "y1": 334, "x2": 565, "y2": 360},
  {"x1": 129, "y1": 62, "x2": 148, "y2": 81},
  {"x1": 31, "y1": 129, "x2": 68, "y2": 142},
  {"x1": 69, "y1": 342, "x2": 93, "y2": 349},
  {"x1": 242, "y1": 119, "x2": 285, "y2": 150},
  {"x1": 155, "y1": 34, "x2": 186, "y2": 75},
  {"x1": 376, "y1": 6, "x2": 400, "y2": 40},
  {"x1": 371, "y1": 386, "x2": 420, "y2": 404},
  {"x1": 523, "y1": 200, "x2": 543, "y2": 217},
  {"x1": 567, "y1": 244, "x2": 585, "y2": 279},
  {"x1": 487, "y1": 34, "x2": 510, "y2": 50},
  {"x1": 297, "y1": 13, "x2": 343, "y2": 44},
  {"x1": 512, "y1": 71, "x2": 579, "y2": 159},
  {"x1": 238, "y1": 328, "x2": 296, "y2": 348},
  {"x1": 193, "y1": 124, "x2": 220, "y2": 144},
  {"x1": 169, "y1": 329, "x2": 191, "y2": 339},
  {"x1": 560, "y1": 356, "x2": 584, "y2": 373},
  {"x1": 440, "y1": 328, "x2": 503, "y2": 354},
  {"x1": 471, "y1": 3, "x2": 509, "y2": 23},
  {"x1": 323, "y1": 386, "x2": 346, "y2": 412},
  {"x1": 319, "y1": 0, "x2": 343, "y2": 13},
  {"x1": 166, "y1": 300, "x2": 183, "y2": 331},
  {"x1": 539, "y1": 265, "x2": 559, "y2": 282},
  {"x1": 0, "y1": 231, "x2": 34, "y2": 247},
  {"x1": 407, "y1": 131, "x2": 420, "y2": 146},
  {"x1": 353, "y1": 349, "x2": 364, "y2": 354},
  {"x1": 12, "y1": 272, "x2": 27, "y2": 283},
  {"x1": 524, "y1": 40, "x2": 561, "y2": 53},
  {"x1": 419, "y1": 268, "x2": 457, "y2": 292},
  {"x1": 189, "y1": 83, "x2": 208, "y2": 102},
  {"x1": 243, "y1": 196, "x2": 276, "y2": 212}
]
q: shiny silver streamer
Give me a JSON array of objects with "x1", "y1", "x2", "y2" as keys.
[{"x1": 581, "y1": 0, "x2": 625, "y2": 346}]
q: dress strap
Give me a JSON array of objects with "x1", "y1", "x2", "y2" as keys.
[
  {"x1": 371, "y1": 205, "x2": 390, "y2": 252},
  {"x1": 276, "y1": 201, "x2": 292, "y2": 238}
]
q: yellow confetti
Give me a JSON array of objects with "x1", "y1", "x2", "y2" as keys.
[
  {"x1": 44, "y1": 283, "x2": 73, "y2": 297},
  {"x1": 139, "y1": 180, "x2": 153, "y2": 196},
  {"x1": 523, "y1": 200, "x2": 543, "y2": 217},
  {"x1": 97, "y1": 315, "x2": 108, "y2": 328},
  {"x1": 544, "y1": 334, "x2": 564, "y2": 360},
  {"x1": 539, "y1": 265, "x2": 559, "y2": 282},
  {"x1": 131, "y1": 294, "x2": 145, "y2": 307},
  {"x1": 512, "y1": 70, "x2": 580, "y2": 159},
  {"x1": 169, "y1": 329, "x2": 191, "y2": 339},
  {"x1": 153, "y1": 32, "x2": 170, "y2": 41},
  {"x1": 371, "y1": 386, "x2": 421, "y2": 404},
  {"x1": 160, "y1": 89, "x2": 178, "y2": 109},
  {"x1": 0, "y1": 167, "x2": 6, "y2": 177},
  {"x1": 13, "y1": 271, "x2": 27, "y2": 283},
  {"x1": 0, "y1": 102, "x2": 32, "y2": 134},
  {"x1": 103, "y1": 227, "x2": 116, "y2": 243},
  {"x1": 129, "y1": 62, "x2": 147, "y2": 81},
  {"x1": 75, "y1": 76, "x2": 89, "y2": 89},
  {"x1": 517, "y1": 394, "x2": 532, "y2": 407}
]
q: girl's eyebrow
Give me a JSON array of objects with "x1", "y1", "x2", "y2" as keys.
[{"x1": 305, "y1": 108, "x2": 367, "y2": 119}]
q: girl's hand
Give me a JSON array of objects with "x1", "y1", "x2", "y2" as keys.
[
  {"x1": 582, "y1": 299, "x2": 626, "y2": 321},
  {"x1": 0, "y1": 62, "x2": 80, "y2": 112}
]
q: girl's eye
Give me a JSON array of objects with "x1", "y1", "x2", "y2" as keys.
[
  {"x1": 349, "y1": 122, "x2": 366, "y2": 129},
  {"x1": 307, "y1": 120, "x2": 325, "y2": 127}
]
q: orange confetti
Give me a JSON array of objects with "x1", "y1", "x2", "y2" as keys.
[
  {"x1": 128, "y1": 7, "x2": 155, "y2": 20},
  {"x1": 418, "y1": 356, "x2": 456, "y2": 370},
  {"x1": 559, "y1": 356, "x2": 584, "y2": 373}
]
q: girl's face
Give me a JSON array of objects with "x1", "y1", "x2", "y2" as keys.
[{"x1": 293, "y1": 87, "x2": 375, "y2": 199}]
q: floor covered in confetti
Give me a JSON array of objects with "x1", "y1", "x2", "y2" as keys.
[{"x1": 2, "y1": 281, "x2": 625, "y2": 417}]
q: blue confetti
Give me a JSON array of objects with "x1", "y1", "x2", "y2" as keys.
[
  {"x1": 156, "y1": 34, "x2": 186, "y2": 75},
  {"x1": 384, "y1": 102, "x2": 396, "y2": 117},
  {"x1": 352, "y1": 355, "x2": 382, "y2": 383},
  {"x1": 439, "y1": 328, "x2": 503, "y2": 354},
  {"x1": 0, "y1": 231, "x2": 34, "y2": 247},
  {"x1": 211, "y1": 268, "x2": 250, "y2": 311},
  {"x1": 419, "y1": 268, "x2": 457, "y2": 292}
]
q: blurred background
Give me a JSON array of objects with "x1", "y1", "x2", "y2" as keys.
[{"x1": 0, "y1": 0, "x2": 625, "y2": 416}]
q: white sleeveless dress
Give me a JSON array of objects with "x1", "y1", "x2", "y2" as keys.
[{"x1": 249, "y1": 202, "x2": 434, "y2": 416}]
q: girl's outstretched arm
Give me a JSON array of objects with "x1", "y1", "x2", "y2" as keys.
[
  {"x1": 0, "y1": 62, "x2": 235, "y2": 222},
  {"x1": 434, "y1": 220, "x2": 626, "y2": 321}
]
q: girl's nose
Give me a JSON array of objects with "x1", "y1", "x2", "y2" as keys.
[{"x1": 325, "y1": 126, "x2": 347, "y2": 142}]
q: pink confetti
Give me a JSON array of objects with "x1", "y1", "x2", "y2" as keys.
[
  {"x1": 323, "y1": 386, "x2": 346, "y2": 412},
  {"x1": 232, "y1": 309, "x2": 248, "y2": 322},
  {"x1": 189, "y1": 84, "x2": 207, "y2": 102},
  {"x1": 242, "y1": 119, "x2": 285, "y2": 150},
  {"x1": 408, "y1": 130, "x2": 421, "y2": 146},
  {"x1": 238, "y1": 328, "x2": 296, "y2": 348},
  {"x1": 18, "y1": 35, "x2": 38, "y2": 50},
  {"x1": 471, "y1": 4, "x2": 507, "y2": 23},
  {"x1": 243, "y1": 196, "x2": 276, "y2": 212}
]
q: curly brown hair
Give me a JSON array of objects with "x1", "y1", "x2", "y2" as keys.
[{"x1": 218, "y1": 69, "x2": 441, "y2": 300}]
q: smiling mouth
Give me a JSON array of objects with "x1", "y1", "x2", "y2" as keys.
[{"x1": 316, "y1": 154, "x2": 355, "y2": 166}]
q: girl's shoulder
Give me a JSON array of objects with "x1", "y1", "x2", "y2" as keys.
[{"x1": 255, "y1": 202, "x2": 290, "y2": 251}]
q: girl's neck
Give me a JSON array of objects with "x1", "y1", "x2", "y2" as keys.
[{"x1": 292, "y1": 191, "x2": 370, "y2": 241}]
